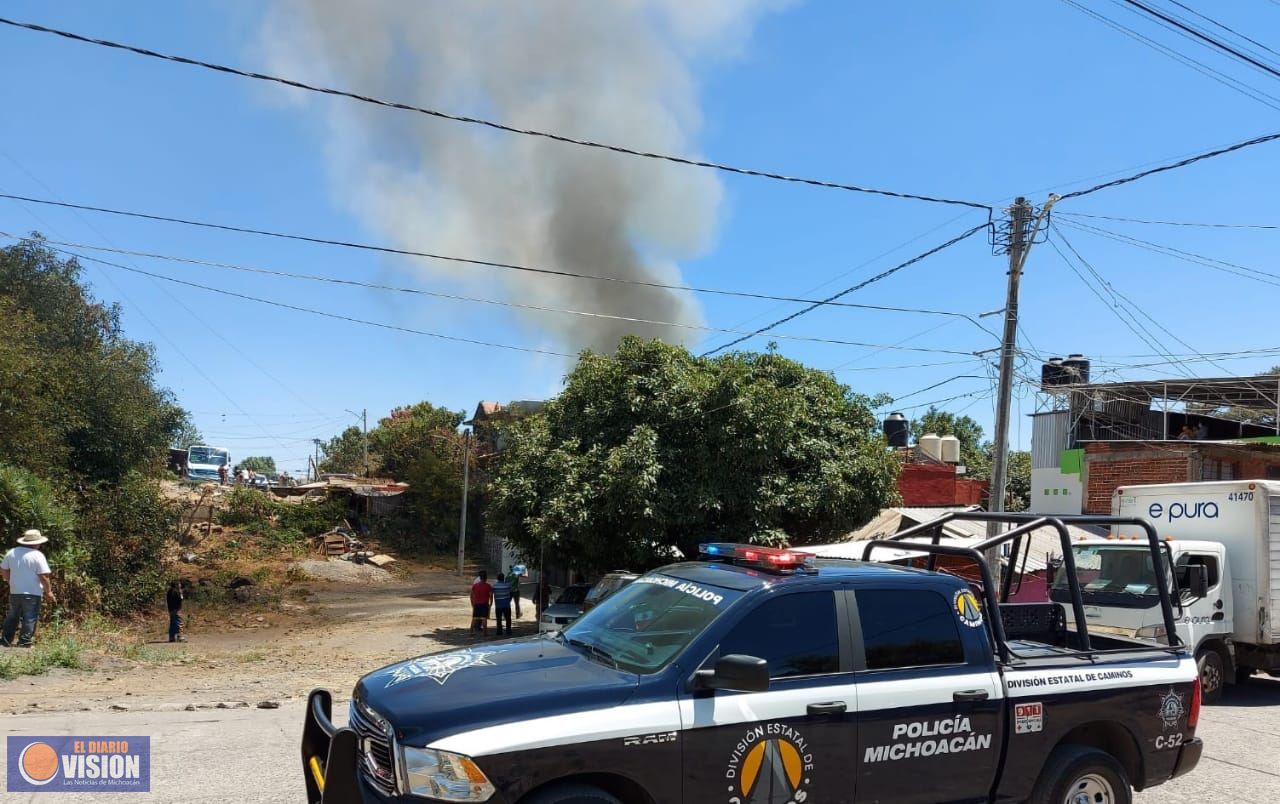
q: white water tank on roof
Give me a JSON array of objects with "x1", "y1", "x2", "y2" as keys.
[
  {"x1": 939, "y1": 435, "x2": 961, "y2": 464},
  {"x1": 919, "y1": 433, "x2": 942, "y2": 462}
]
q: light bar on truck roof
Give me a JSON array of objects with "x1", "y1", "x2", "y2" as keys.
[{"x1": 697, "y1": 543, "x2": 816, "y2": 574}]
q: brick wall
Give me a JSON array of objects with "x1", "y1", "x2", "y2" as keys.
[
  {"x1": 1082, "y1": 441, "x2": 1280, "y2": 513},
  {"x1": 898, "y1": 463, "x2": 989, "y2": 507}
]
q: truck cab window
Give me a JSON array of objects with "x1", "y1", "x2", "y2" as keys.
[
  {"x1": 856, "y1": 589, "x2": 965, "y2": 670},
  {"x1": 718, "y1": 591, "x2": 839, "y2": 678},
  {"x1": 1175, "y1": 554, "x2": 1220, "y2": 590}
]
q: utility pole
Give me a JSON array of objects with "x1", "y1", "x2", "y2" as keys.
[
  {"x1": 457, "y1": 427, "x2": 472, "y2": 577},
  {"x1": 311, "y1": 438, "x2": 323, "y2": 481},
  {"x1": 345, "y1": 408, "x2": 369, "y2": 478},
  {"x1": 988, "y1": 196, "x2": 1058, "y2": 538},
  {"x1": 361, "y1": 408, "x2": 369, "y2": 478}
]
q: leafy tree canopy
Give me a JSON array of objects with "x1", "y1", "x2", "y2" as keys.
[
  {"x1": 235, "y1": 456, "x2": 277, "y2": 475},
  {"x1": 0, "y1": 237, "x2": 188, "y2": 483},
  {"x1": 487, "y1": 337, "x2": 901, "y2": 573}
]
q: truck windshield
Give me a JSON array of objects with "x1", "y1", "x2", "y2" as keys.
[
  {"x1": 188, "y1": 447, "x2": 228, "y2": 466},
  {"x1": 1051, "y1": 544, "x2": 1172, "y2": 610},
  {"x1": 560, "y1": 573, "x2": 743, "y2": 675}
]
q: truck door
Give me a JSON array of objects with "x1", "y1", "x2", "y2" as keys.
[
  {"x1": 851, "y1": 587, "x2": 1003, "y2": 804},
  {"x1": 679, "y1": 589, "x2": 859, "y2": 803}
]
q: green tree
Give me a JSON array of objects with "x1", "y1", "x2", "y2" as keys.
[
  {"x1": 911, "y1": 407, "x2": 991, "y2": 479},
  {"x1": 1005, "y1": 450, "x2": 1032, "y2": 512},
  {"x1": 371, "y1": 402, "x2": 465, "y2": 477},
  {"x1": 170, "y1": 414, "x2": 203, "y2": 451},
  {"x1": 0, "y1": 238, "x2": 187, "y2": 482},
  {"x1": 487, "y1": 337, "x2": 900, "y2": 573},
  {"x1": 235, "y1": 456, "x2": 277, "y2": 475},
  {"x1": 319, "y1": 426, "x2": 367, "y2": 475}
]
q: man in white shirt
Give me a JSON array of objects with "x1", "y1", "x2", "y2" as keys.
[{"x1": 1, "y1": 529, "x2": 56, "y2": 648}]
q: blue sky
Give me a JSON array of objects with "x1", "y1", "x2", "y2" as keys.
[{"x1": 3, "y1": 1, "x2": 1279, "y2": 473}]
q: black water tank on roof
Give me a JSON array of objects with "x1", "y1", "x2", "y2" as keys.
[
  {"x1": 1063, "y1": 354, "x2": 1091, "y2": 385},
  {"x1": 1041, "y1": 357, "x2": 1066, "y2": 388},
  {"x1": 883, "y1": 412, "x2": 910, "y2": 448}
]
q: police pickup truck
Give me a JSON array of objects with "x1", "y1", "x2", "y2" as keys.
[{"x1": 302, "y1": 512, "x2": 1202, "y2": 804}]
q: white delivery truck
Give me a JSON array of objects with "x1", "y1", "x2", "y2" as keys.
[{"x1": 1049, "y1": 480, "x2": 1280, "y2": 702}]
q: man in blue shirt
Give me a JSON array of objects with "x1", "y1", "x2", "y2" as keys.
[{"x1": 491, "y1": 573, "x2": 513, "y2": 636}]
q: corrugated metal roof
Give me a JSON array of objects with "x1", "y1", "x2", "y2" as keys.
[{"x1": 809, "y1": 506, "x2": 1101, "y2": 572}]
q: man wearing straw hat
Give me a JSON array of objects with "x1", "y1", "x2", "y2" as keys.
[{"x1": 1, "y1": 529, "x2": 56, "y2": 648}]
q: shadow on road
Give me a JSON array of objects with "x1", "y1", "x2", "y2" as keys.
[
  {"x1": 410, "y1": 623, "x2": 542, "y2": 648},
  {"x1": 1217, "y1": 675, "x2": 1280, "y2": 708}
]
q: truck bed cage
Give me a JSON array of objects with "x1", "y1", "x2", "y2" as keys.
[{"x1": 859, "y1": 512, "x2": 1184, "y2": 664}]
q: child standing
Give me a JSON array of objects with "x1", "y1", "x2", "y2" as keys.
[{"x1": 167, "y1": 580, "x2": 186, "y2": 643}]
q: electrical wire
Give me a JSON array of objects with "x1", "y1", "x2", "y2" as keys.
[
  {"x1": 0, "y1": 192, "x2": 993, "y2": 323},
  {"x1": 1056, "y1": 218, "x2": 1280, "y2": 286},
  {"x1": 1116, "y1": 0, "x2": 1280, "y2": 80},
  {"x1": 4, "y1": 231, "x2": 1000, "y2": 343},
  {"x1": 0, "y1": 17, "x2": 990, "y2": 212},
  {"x1": 1046, "y1": 232, "x2": 1191, "y2": 376},
  {"x1": 1058, "y1": 211, "x2": 1279, "y2": 229},
  {"x1": 1164, "y1": 0, "x2": 1280, "y2": 64},
  {"x1": 9, "y1": 237, "x2": 986, "y2": 358},
  {"x1": 1059, "y1": 0, "x2": 1280, "y2": 112},
  {"x1": 700, "y1": 223, "x2": 989, "y2": 356},
  {"x1": 885, "y1": 375, "x2": 989, "y2": 405},
  {"x1": 1058, "y1": 128, "x2": 1280, "y2": 200},
  {"x1": 1050, "y1": 222, "x2": 1230, "y2": 374}
]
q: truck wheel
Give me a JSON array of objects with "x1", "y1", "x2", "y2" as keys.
[
  {"x1": 523, "y1": 784, "x2": 623, "y2": 804},
  {"x1": 1196, "y1": 648, "x2": 1224, "y2": 704},
  {"x1": 1031, "y1": 745, "x2": 1131, "y2": 804}
]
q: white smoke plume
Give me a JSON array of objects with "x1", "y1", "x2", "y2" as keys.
[{"x1": 255, "y1": 0, "x2": 790, "y2": 353}]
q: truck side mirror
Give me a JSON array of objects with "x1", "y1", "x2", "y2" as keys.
[
  {"x1": 1181, "y1": 564, "x2": 1208, "y2": 599},
  {"x1": 695, "y1": 654, "x2": 770, "y2": 693}
]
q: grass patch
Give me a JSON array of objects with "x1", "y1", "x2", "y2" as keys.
[
  {"x1": 236, "y1": 649, "x2": 267, "y2": 664},
  {"x1": 0, "y1": 632, "x2": 86, "y2": 680}
]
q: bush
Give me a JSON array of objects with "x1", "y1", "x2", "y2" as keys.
[
  {"x1": 76, "y1": 473, "x2": 177, "y2": 615},
  {"x1": 0, "y1": 463, "x2": 75, "y2": 545},
  {"x1": 218, "y1": 487, "x2": 279, "y2": 531}
]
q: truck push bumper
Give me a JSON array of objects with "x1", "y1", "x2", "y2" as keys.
[
  {"x1": 303, "y1": 689, "x2": 366, "y2": 804},
  {"x1": 1171, "y1": 737, "x2": 1204, "y2": 780}
]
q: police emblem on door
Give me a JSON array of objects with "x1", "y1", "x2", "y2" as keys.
[
  {"x1": 726, "y1": 724, "x2": 812, "y2": 803},
  {"x1": 954, "y1": 589, "x2": 984, "y2": 628}
]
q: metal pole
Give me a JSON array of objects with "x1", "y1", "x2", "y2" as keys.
[
  {"x1": 988, "y1": 196, "x2": 1058, "y2": 545},
  {"x1": 1162, "y1": 382, "x2": 1168, "y2": 440},
  {"x1": 457, "y1": 429, "x2": 471, "y2": 577}
]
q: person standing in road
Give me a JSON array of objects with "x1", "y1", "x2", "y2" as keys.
[
  {"x1": 492, "y1": 573, "x2": 513, "y2": 636},
  {"x1": 218, "y1": 464, "x2": 228, "y2": 485},
  {"x1": 166, "y1": 580, "x2": 186, "y2": 643},
  {"x1": 0, "y1": 529, "x2": 56, "y2": 648},
  {"x1": 470, "y1": 570, "x2": 493, "y2": 636},
  {"x1": 508, "y1": 564, "x2": 523, "y2": 619}
]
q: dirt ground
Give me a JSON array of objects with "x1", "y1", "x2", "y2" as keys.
[{"x1": 0, "y1": 564, "x2": 535, "y2": 715}]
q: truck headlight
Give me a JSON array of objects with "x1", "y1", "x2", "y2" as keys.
[{"x1": 402, "y1": 746, "x2": 495, "y2": 802}]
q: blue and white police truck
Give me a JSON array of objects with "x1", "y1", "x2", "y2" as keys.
[{"x1": 302, "y1": 512, "x2": 1202, "y2": 804}]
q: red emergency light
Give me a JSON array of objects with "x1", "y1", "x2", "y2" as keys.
[{"x1": 698, "y1": 543, "x2": 816, "y2": 574}]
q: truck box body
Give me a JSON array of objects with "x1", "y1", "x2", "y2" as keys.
[{"x1": 1113, "y1": 480, "x2": 1280, "y2": 646}]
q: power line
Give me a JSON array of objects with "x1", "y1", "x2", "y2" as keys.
[
  {"x1": 700, "y1": 223, "x2": 989, "y2": 356},
  {"x1": 1056, "y1": 218, "x2": 1280, "y2": 286},
  {"x1": 6, "y1": 231, "x2": 1000, "y2": 343},
  {"x1": 9, "y1": 237, "x2": 984, "y2": 358},
  {"x1": 1058, "y1": 128, "x2": 1280, "y2": 200},
  {"x1": 1059, "y1": 0, "x2": 1280, "y2": 112},
  {"x1": 1164, "y1": 0, "x2": 1280, "y2": 64},
  {"x1": 0, "y1": 16, "x2": 990, "y2": 212},
  {"x1": 1046, "y1": 232, "x2": 1191, "y2": 375},
  {"x1": 0, "y1": 192, "x2": 993, "y2": 322},
  {"x1": 1116, "y1": 0, "x2": 1280, "y2": 80},
  {"x1": 886, "y1": 375, "x2": 988, "y2": 404},
  {"x1": 1051, "y1": 222, "x2": 1230, "y2": 373},
  {"x1": 1058, "y1": 211, "x2": 1279, "y2": 229}
]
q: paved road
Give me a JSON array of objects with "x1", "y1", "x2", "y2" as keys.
[{"x1": 2, "y1": 679, "x2": 1278, "y2": 802}]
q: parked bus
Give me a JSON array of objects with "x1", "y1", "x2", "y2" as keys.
[{"x1": 186, "y1": 444, "x2": 230, "y2": 483}]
